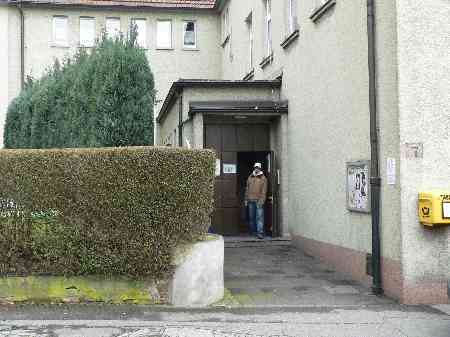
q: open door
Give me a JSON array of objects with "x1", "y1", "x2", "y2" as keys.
[{"x1": 265, "y1": 151, "x2": 279, "y2": 237}]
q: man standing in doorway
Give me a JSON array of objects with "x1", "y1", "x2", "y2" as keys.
[{"x1": 245, "y1": 162, "x2": 268, "y2": 239}]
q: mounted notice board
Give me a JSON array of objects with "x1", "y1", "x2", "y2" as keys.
[{"x1": 346, "y1": 160, "x2": 371, "y2": 213}]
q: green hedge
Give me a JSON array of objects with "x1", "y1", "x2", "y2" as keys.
[
  {"x1": 4, "y1": 30, "x2": 155, "y2": 149},
  {"x1": 0, "y1": 147, "x2": 215, "y2": 278}
]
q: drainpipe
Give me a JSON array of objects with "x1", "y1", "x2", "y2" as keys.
[
  {"x1": 15, "y1": 1, "x2": 25, "y2": 89},
  {"x1": 367, "y1": 0, "x2": 383, "y2": 295}
]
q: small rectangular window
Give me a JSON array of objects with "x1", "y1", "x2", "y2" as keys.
[
  {"x1": 157, "y1": 20, "x2": 172, "y2": 49},
  {"x1": 79, "y1": 17, "x2": 95, "y2": 47},
  {"x1": 131, "y1": 18, "x2": 147, "y2": 48},
  {"x1": 246, "y1": 13, "x2": 253, "y2": 70},
  {"x1": 183, "y1": 21, "x2": 196, "y2": 49},
  {"x1": 53, "y1": 16, "x2": 69, "y2": 46},
  {"x1": 287, "y1": 0, "x2": 297, "y2": 34},
  {"x1": 106, "y1": 17, "x2": 121, "y2": 39},
  {"x1": 265, "y1": 0, "x2": 272, "y2": 56}
]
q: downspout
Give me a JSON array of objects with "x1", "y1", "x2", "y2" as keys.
[
  {"x1": 16, "y1": 1, "x2": 25, "y2": 89},
  {"x1": 367, "y1": 0, "x2": 383, "y2": 295},
  {"x1": 178, "y1": 91, "x2": 183, "y2": 147}
]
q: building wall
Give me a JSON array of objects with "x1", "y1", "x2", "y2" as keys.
[
  {"x1": 158, "y1": 95, "x2": 180, "y2": 147},
  {"x1": 0, "y1": 5, "x2": 21, "y2": 148},
  {"x1": 1, "y1": 5, "x2": 221, "y2": 147},
  {"x1": 396, "y1": 0, "x2": 450, "y2": 304},
  {"x1": 0, "y1": 6, "x2": 10, "y2": 148},
  {"x1": 220, "y1": 0, "x2": 404, "y2": 298}
]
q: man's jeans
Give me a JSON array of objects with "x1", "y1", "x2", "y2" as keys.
[{"x1": 248, "y1": 200, "x2": 264, "y2": 235}]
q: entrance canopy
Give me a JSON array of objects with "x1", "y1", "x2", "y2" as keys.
[{"x1": 156, "y1": 79, "x2": 287, "y2": 148}]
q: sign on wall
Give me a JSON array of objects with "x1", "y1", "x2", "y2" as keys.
[
  {"x1": 223, "y1": 163, "x2": 237, "y2": 174},
  {"x1": 346, "y1": 160, "x2": 371, "y2": 213}
]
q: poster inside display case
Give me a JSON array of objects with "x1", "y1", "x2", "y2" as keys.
[{"x1": 347, "y1": 160, "x2": 371, "y2": 213}]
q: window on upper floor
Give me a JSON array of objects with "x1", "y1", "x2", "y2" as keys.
[
  {"x1": 286, "y1": 0, "x2": 298, "y2": 35},
  {"x1": 105, "y1": 17, "x2": 121, "y2": 39},
  {"x1": 245, "y1": 13, "x2": 253, "y2": 71},
  {"x1": 52, "y1": 16, "x2": 69, "y2": 47},
  {"x1": 183, "y1": 21, "x2": 197, "y2": 49},
  {"x1": 79, "y1": 17, "x2": 95, "y2": 47},
  {"x1": 157, "y1": 20, "x2": 172, "y2": 49},
  {"x1": 264, "y1": 0, "x2": 272, "y2": 57},
  {"x1": 131, "y1": 18, "x2": 147, "y2": 48},
  {"x1": 221, "y1": 7, "x2": 230, "y2": 44}
]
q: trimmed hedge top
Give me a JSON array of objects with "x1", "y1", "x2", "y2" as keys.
[{"x1": 0, "y1": 147, "x2": 215, "y2": 278}]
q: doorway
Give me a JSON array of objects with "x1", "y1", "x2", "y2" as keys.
[
  {"x1": 205, "y1": 122, "x2": 280, "y2": 236},
  {"x1": 237, "y1": 151, "x2": 274, "y2": 236}
]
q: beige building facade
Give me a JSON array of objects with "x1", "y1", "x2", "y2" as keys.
[{"x1": 0, "y1": 0, "x2": 448, "y2": 304}]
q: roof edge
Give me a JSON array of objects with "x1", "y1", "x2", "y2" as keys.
[
  {"x1": 4, "y1": 0, "x2": 217, "y2": 10},
  {"x1": 157, "y1": 79, "x2": 282, "y2": 123}
]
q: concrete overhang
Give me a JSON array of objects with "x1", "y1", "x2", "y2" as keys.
[
  {"x1": 157, "y1": 78, "x2": 282, "y2": 123},
  {"x1": 189, "y1": 100, "x2": 288, "y2": 117}
]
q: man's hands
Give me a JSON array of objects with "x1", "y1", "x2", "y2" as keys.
[
  {"x1": 257, "y1": 200, "x2": 264, "y2": 207},
  {"x1": 244, "y1": 200, "x2": 248, "y2": 207}
]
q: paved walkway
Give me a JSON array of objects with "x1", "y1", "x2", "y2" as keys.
[
  {"x1": 221, "y1": 239, "x2": 393, "y2": 307},
  {"x1": 0, "y1": 241, "x2": 449, "y2": 336}
]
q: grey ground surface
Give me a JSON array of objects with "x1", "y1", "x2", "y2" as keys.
[{"x1": 1, "y1": 240, "x2": 449, "y2": 336}]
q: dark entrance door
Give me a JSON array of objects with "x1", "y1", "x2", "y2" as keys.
[{"x1": 204, "y1": 123, "x2": 276, "y2": 236}]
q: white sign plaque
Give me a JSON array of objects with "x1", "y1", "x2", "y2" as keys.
[
  {"x1": 223, "y1": 164, "x2": 237, "y2": 174},
  {"x1": 215, "y1": 159, "x2": 221, "y2": 176},
  {"x1": 387, "y1": 158, "x2": 396, "y2": 185},
  {"x1": 443, "y1": 202, "x2": 450, "y2": 219}
]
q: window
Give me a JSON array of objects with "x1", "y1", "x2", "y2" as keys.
[
  {"x1": 131, "y1": 18, "x2": 147, "y2": 48},
  {"x1": 106, "y1": 17, "x2": 121, "y2": 39},
  {"x1": 157, "y1": 20, "x2": 172, "y2": 49},
  {"x1": 246, "y1": 13, "x2": 253, "y2": 70},
  {"x1": 265, "y1": 0, "x2": 272, "y2": 57},
  {"x1": 79, "y1": 17, "x2": 95, "y2": 47},
  {"x1": 310, "y1": 0, "x2": 336, "y2": 23},
  {"x1": 183, "y1": 21, "x2": 196, "y2": 49},
  {"x1": 287, "y1": 0, "x2": 298, "y2": 35},
  {"x1": 52, "y1": 16, "x2": 69, "y2": 46},
  {"x1": 222, "y1": 7, "x2": 230, "y2": 41}
]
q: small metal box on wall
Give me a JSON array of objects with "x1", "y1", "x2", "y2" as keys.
[{"x1": 418, "y1": 191, "x2": 450, "y2": 227}]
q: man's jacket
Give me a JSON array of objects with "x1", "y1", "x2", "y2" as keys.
[{"x1": 245, "y1": 174, "x2": 268, "y2": 204}]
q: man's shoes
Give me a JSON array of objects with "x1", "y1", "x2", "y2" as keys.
[{"x1": 257, "y1": 233, "x2": 264, "y2": 240}]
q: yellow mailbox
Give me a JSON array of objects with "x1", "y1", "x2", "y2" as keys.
[{"x1": 418, "y1": 191, "x2": 450, "y2": 227}]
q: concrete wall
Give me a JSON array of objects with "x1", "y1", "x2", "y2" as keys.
[
  {"x1": 396, "y1": 0, "x2": 450, "y2": 304},
  {"x1": 1, "y1": 5, "x2": 221, "y2": 147}
]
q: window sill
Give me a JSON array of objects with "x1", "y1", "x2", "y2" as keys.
[
  {"x1": 281, "y1": 30, "x2": 299, "y2": 49},
  {"x1": 156, "y1": 47, "x2": 174, "y2": 51},
  {"x1": 182, "y1": 47, "x2": 199, "y2": 51},
  {"x1": 50, "y1": 43, "x2": 70, "y2": 48},
  {"x1": 259, "y1": 53, "x2": 273, "y2": 69},
  {"x1": 221, "y1": 34, "x2": 230, "y2": 48},
  {"x1": 243, "y1": 69, "x2": 254, "y2": 81},
  {"x1": 310, "y1": 0, "x2": 336, "y2": 23}
]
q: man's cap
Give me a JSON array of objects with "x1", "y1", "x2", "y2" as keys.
[{"x1": 254, "y1": 162, "x2": 262, "y2": 169}]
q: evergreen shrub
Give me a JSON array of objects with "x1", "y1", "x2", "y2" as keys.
[
  {"x1": 4, "y1": 30, "x2": 154, "y2": 148},
  {"x1": 0, "y1": 147, "x2": 215, "y2": 278}
]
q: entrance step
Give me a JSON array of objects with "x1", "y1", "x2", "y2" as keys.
[{"x1": 224, "y1": 236, "x2": 291, "y2": 248}]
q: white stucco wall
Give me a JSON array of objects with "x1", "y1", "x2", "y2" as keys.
[
  {"x1": 220, "y1": 0, "x2": 403, "y2": 266},
  {"x1": 0, "y1": 6, "x2": 9, "y2": 148},
  {"x1": 0, "y1": 5, "x2": 21, "y2": 148},
  {"x1": 396, "y1": 0, "x2": 450, "y2": 287}
]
